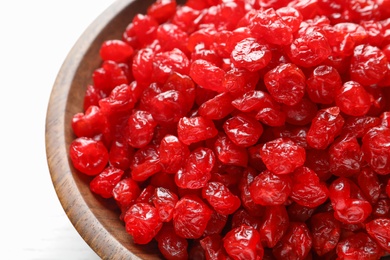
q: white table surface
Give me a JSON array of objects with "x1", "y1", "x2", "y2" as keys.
[{"x1": 0, "y1": 1, "x2": 117, "y2": 259}]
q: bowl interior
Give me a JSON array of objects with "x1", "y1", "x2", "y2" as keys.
[{"x1": 46, "y1": 0, "x2": 183, "y2": 258}]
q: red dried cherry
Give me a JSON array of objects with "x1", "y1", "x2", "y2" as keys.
[
  {"x1": 159, "y1": 135, "x2": 190, "y2": 174},
  {"x1": 132, "y1": 48, "x2": 155, "y2": 87},
  {"x1": 99, "y1": 39, "x2": 134, "y2": 63},
  {"x1": 109, "y1": 139, "x2": 134, "y2": 170},
  {"x1": 70, "y1": 137, "x2": 109, "y2": 176},
  {"x1": 341, "y1": 116, "x2": 381, "y2": 138},
  {"x1": 203, "y1": 211, "x2": 228, "y2": 237},
  {"x1": 231, "y1": 38, "x2": 272, "y2": 72},
  {"x1": 272, "y1": 222, "x2": 312, "y2": 260},
  {"x1": 290, "y1": 167, "x2": 329, "y2": 208},
  {"x1": 202, "y1": 181, "x2": 241, "y2": 215},
  {"x1": 155, "y1": 224, "x2": 188, "y2": 260},
  {"x1": 287, "y1": 202, "x2": 315, "y2": 222},
  {"x1": 328, "y1": 134, "x2": 363, "y2": 177},
  {"x1": 130, "y1": 145, "x2": 162, "y2": 181},
  {"x1": 175, "y1": 147, "x2": 215, "y2": 189},
  {"x1": 335, "y1": 81, "x2": 372, "y2": 117},
  {"x1": 172, "y1": 6, "x2": 201, "y2": 34},
  {"x1": 238, "y1": 168, "x2": 265, "y2": 216},
  {"x1": 198, "y1": 92, "x2": 235, "y2": 120},
  {"x1": 163, "y1": 72, "x2": 195, "y2": 112},
  {"x1": 336, "y1": 232, "x2": 383, "y2": 260},
  {"x1": 357, "y1": 167, "x2": 382, "y2": 205},
  {"x1": 136, "y1": 185, "x2": 155, "y2": 205},
  {"x1": 131, "y1": 14, "x2": 158, "y2": 46},
  {"x1": 126, "y1": 110, "x2": 156, "y2": 149},
  {"x1": 249, "y1": 170, "x2": 292, "y2": 205},
  {"x1": 93, "y1": 60, "x2": 129, "y2": 94},
  {"x1": 147, "y1": 0, "x2": 177, "y2": 24},
  {"x1": 276, "y1": 7, "x2": 303, "y2": 33},
  {"x1": 362, "y1": 126, "x2": 390, "y2": 175},
  {"x1": 83, "y1": 84, "x2": 107, "y2": 111},
  {"x1": 306, "y1": 106, "x2": 345, "y2": 150},
  {"x1": 200, "y1": 234, "x2": 229, "y2": 260},
  {"x1": 259, "y1": 205, "x2": 289, "y2": 248},
  {"x1": 232, "y1": 90, "x2": 278, "y2": 113},
  {"x1": 124, "y1": 202, "x2": 162, "y2": 244},
  {"x1": 345, "y1": 0, "x2": 381, "y2": 23},
  {"x1": 324, "y1": 22, "x2": 367, "y2": 57},
  {"x1": 304, "y1": 148, "x2": 331, "y2": 181},
  {"x1": 172, "y1": 195, "x2": 213, "y2": 239},
  {"x1": 306, "y1": 65, "x2": 342, "y2": 105},
  {"x1": 149, "y1": 90, "x2": 189, "y2": 124},
  {"x1": 286, "y1": 30, "x2": 331, "y2": 68},
  {"x1": 366, "y1": 218, "x2": 390, "y2": 252},
  {"x1": 329, "y1": 177, "x2": 372, "y2": 224},
  {"x1": 71, "y1": 106, "x2": 107, "y2": 138},
  {"x1": 112, "y1": 178, "x2": 141, "y2": 212},
  {"x1": 350, "y1": 44, "x2": 388, "y2": 86},
  {"x1": 223, "y1": 67, "x2": 260, "y2": 97},
  {"x1": 249, "y1": 8, "x2": 293, "y2": 46},
  {"x1": 272, "y1": 125, "x2": 309, "y2": 149},
  {"x1": 232, "y1": 208, "x2": 263, "y2": 229},
  {"x1": 232, "y1": 90, "x2": 286, "y2": 126},
  {"x1": 98, "y1": 84, "x2": 137, "y2": 116},
  {"x1": 223, "y1": 225, "x2": 263, "y2": 260},
  {"x1": 264, "y1": 63, "x2": 306, "y2": 106},
  {"x1": 260, "y1": 137, "x2": 306, "y2": 175},
  {"x1": 177, "y1": 116, "x2": 218, "y2": 145},
  {"x1": 189, "y1": 59, "x2": 226, "y2": 93},
  {"x1": 224, "y1": 27, "x2": 253, "y2": 56},
  {"x1": 223, "y1": 113, "x2": 263, "y2": 147},
  {"x1": 90, "y1": 166, "x2": 124, "y2": 198},
  {"x1": 210, "y1": 164, "x2": 243, "y2": 189},
  {"x1": 152, "y1": 48, "x2": 190, "y2": 84},
  {"x1": 309, "y1": 212, "x2": 341, "y2": 256},
  {"x1": 152, "y1": 187, "x2": 178, "y2": 222}
]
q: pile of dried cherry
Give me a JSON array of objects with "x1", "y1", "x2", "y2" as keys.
[{"x1": 69, "y1": 0, "x2": 390, "y2": 259}]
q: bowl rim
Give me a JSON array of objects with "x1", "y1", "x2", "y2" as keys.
[{"x1": 45, "y1": 0, "x2": 145, "y2": 258}]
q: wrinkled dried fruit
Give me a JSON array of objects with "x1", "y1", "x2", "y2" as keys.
[
  {"x1": 362, "y1": 127, "x2": 390, "y2": 175},
  {"x1": 70, "y1": 137, "x2": 109, "y2": 176},
  {"x1": 124, "y1": 203, "x2": 162, "y2": 244},
  {"x1": 260, "y1": 137, "x2": 306, "y2": 175},
  {"x1": 366, "y1": 218, "x2": 390, "y2": 251},
  {"x1": 249, "y1": 170, "x2": 292, "y2": 205},
  {"x1": 223, "y1": 225, "x2": 263, "y2": 260},
  {"x1": 173, "y1": 195, "x2": 212, "y2": 239},
  {"x1": 202, "y1": 181, "x2": 241, "y2": 215},
  {"x1": 336, "y1": 232, "x2": 383, "y2": 260},
  {"x1": 272, "y1": 222, "x2": 312, "y2": 260},
  {"x1": 264, "y1": 63, "x2": 306, "y2": 106},
  {"x1": 310, "y1": 212, "x2": 341, "y2": 256},
  {"x1": 290, "y1": 167, "x2": 329, "y2": 208},
  {"x1": 90, "y1": 166, "x2": 124, "y2": 198}
]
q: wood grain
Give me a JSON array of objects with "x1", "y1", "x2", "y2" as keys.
[{"x1": 45, "y1": 0, "x2": 181, "y2": 258}]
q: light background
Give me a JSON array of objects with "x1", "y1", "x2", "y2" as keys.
[{"x1": 0, "y1": 1, "x2": 117, "y2": 259}]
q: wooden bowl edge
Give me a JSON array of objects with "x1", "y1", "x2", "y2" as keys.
[{"x1": 45, "y1": 0, "x2": 144, "y2": 259}]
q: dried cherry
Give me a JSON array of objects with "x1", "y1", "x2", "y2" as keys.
[
  {"x1": 223, "y1": 225, "x2": 263, "y2": 260},
  {"x1": 260, "y1": 137, "x2": 306, "y2": 175},
  {"x1": 172, "y1": 195, "x2": 212, "y2": 239},
  {"x1": 69, "y1": 137, "x2": 108, "y2": 176},
  {"x1": 124, "y1": 203, "x2": 162, "y2": 244}
]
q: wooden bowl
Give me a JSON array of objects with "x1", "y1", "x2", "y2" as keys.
[{"x1": 45, "y1": 0, "x2": 182, "y2": 258}]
